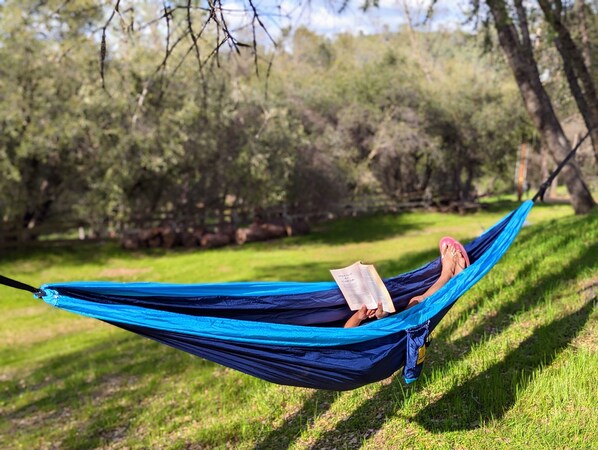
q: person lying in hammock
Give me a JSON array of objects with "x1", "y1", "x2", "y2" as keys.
[{"x1": 344, "y1": 237, "x2": 470, "y2": 328}]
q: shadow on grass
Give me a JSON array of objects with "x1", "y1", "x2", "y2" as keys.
[
  {"x1": 0, "y1": 240, "x2": 217, "y2": 273},
  {"x1": 305, "y1": 378, "x2": 419, "y2": 450},
  {"x1": 0, "y1": 210, "x2": 430, "y2": 269},
  {"x1": 415, "y1": 298, "x2": 594, "y2": 431},
  {"x1": 250, "y1": 246, "x2": 441, "y2": 283},
  {"x1": 376, "y1": 247, "x2": 440, "y2": 279},
  {"x1": 2, "y1": 335, "x2": 168, "y2": 442},
  {"x1": 438, "y1": 209, "x2": 597, "y2": 346},
  {"x1": 1, "y1": 328, "x2": 256, "y2": 449},
  {"x1": 250, "y1": 260, "x2": 340, "y2": 283},
  {"x1": 478, "y1": 199, "x2": 526, "y2": 213},
  {"x1": 432, "y1": 225, "x2": 581, "y2": 345},
  {"x1": 293, "y1": 213, "x2": 597, "y2": 448},
  {"x1": 0, "y1": 242, "x2": 121, "y2": 268},
  {"x1": 0, "y1": 212, "x2": 429, "y2": 285},
  {"x1": 299, "y1": 212, "x2": 434, "y2": 246},
  {"x1": 413, "y1": 224, "x2": 597, "y2": 431},
  {"x1": 253, "y1": 389, "x2": 339, "y2": 450}
]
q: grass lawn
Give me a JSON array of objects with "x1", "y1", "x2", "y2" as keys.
[{"x1": 1, "y1": 198, "x2": 596, "y2": 449}]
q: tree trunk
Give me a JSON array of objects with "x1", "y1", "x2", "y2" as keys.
[
  {"x1": 575, "y1": 0, "x2": 592, "y2": 69},
  {"x1": 487, "y1": 0, "x2": 595, "y2": 214},
  {"x1": 537, "y1": 0, "x2": 598, "y2": 165}
]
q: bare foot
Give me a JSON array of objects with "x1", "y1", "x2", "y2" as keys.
[
  {"x1": 440, "y1": 243, "x2": 457, "y2": 278},
  {"x1": 453, "y1": 249, "x2": 467, "y2": 276},
  {"x1": 404, "y1": 242, "x2": 467, "y2": 313}
]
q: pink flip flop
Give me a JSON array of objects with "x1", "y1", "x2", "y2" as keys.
[{"x1": 439, "y1": 236, "x2": 470, "y2": 268}]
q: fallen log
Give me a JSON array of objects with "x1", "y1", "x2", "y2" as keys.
[{"x1": 200, "y1": 232, "x2": 231, "y2": 249}]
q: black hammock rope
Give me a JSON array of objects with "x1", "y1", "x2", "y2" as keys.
[
  {"x1": 532, "y1": 127, "x2": 595, "y2": 202},
  {"x1": 0, "y1": 274, "x2": 44, "y2": 296}
]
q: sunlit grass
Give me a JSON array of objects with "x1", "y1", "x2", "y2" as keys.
[{"x1": 1, "y1": 199, "x2": 596, "y2": 449}]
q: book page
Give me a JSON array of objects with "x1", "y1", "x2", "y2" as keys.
[
  {"x1": 361, "y1": 264, "x2": 396, "y2": 313},
  {"x1": 330, "y1": 262, "x2": 377, "y2": 310}
]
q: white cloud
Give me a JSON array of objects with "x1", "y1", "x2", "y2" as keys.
[
  {"x1": 218, "y1": 0, "x2": 469, "y2": 42},
  {"x1": 287, "y1": 0, "x2": 469, "y2": 34}
]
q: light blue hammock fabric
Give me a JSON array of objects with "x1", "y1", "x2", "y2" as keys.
[{"x1": 36, "y1": 200, "x2": 534, "y2": 390}]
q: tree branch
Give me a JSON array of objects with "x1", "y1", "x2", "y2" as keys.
[{"x1": 100, "y1": 0, "x2": 121, "y2": 90}]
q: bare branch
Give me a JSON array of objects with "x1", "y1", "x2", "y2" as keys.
[
  {"x1": 100, "y1": 0, "x2": 121, "y2": 90},
  {"x1": 100, "y1": 0, "x2": 282, "y2": 93},
  {"x1": 132, "y1": 24, "x2": 191, "y2": 125},
  {"x1": 263, "y1": 52, "x2": 275, "y2": 102},
  {"x1": 187, "y1": 0, "x2": 204, "y2": 74},
  {"x1": 214, "y1": 0, "x2": 242, "y2": 54},
  {"x1": 248, "y1": 0, "x2": 278, "y2": 48},
  {"x1": 163, "y1": 1, "x2": 172, "y2": 62}
]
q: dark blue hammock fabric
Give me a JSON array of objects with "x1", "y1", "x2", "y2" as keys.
[{"x1": 38, "y1": 201, "x2": 533, "y2": 390}]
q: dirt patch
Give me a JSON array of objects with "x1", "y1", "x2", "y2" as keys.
[{"x1": 578, "y1": 275, "x2": 598, "y2": 301}]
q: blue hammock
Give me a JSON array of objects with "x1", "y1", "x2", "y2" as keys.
[{"x1": 24, "y1": 200, "x2": 533, "y2": 390}]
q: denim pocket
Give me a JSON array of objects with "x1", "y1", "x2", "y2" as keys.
[{"x1": 403, "y1": 320, "x2": 431, "y2": 383}]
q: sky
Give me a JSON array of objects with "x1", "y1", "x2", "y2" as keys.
[{"x1": 223, "y1": 0, "x2": 471, "y2": 40}]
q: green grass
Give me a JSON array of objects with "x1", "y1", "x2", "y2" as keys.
[{"x1": 1, "y1": 199, "x2": 596, "y2": 449}]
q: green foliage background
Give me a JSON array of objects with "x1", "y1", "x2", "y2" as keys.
[{"x1": 0, "y1": 0, "x2": 533, "y2": 235}]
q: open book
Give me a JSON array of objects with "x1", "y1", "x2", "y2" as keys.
[{"x1": 330, "y1": 262, "x2": 396, "y2": 313}]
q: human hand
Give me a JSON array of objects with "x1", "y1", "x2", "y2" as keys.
[
  {"x1": 405, "y1": 295, "x2": 424, "y2": 310},
  {"x1": 354, "y1": 305, "x2": 376, "y2": 321},
  {"x1": 375, "y1": 302, "x2": 389, "y2": 319}
]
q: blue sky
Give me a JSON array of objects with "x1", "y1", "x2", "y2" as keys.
[{"x1": 223, "y1": 1, "x2": 470, "y2": 39}]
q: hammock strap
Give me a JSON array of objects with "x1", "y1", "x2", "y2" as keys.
[
  {"x1": 0, "y1": 274, "x2": 45, "y2": 297},
  {"x1": 532, "y1": 127, "x2": 595, "y2": 202}
]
